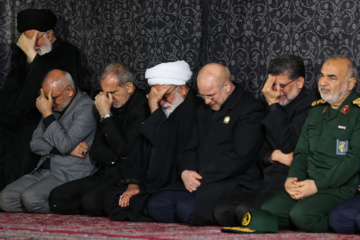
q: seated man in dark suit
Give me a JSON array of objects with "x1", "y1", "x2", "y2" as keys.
[
  {"x1": 48, "y1": 63, "x2": 149, "y2": 216},
  {"x1": 146, "y1": 63, "x2": 266, "y2": 226},
  {"x1": 213, "y1": 54, "x2": 317, "y2": 226},
  {"x1": 0, "y1": 69, "x2": 97, "y2": 213}
]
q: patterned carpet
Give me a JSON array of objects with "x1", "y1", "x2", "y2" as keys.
[{"x1": 0, "y1": 213, "x2": 358, "y2": 239}]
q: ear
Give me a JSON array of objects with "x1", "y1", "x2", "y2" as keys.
[
  {"x1": 125, "y1": 82, "x2": 135, "y2": 93},
  {"x1": 66, "y1": 86, "x2": 75, "y2": 97},
  {"x1": 224, "y1": 80, "x2": 232, "y2": 93},
  {"x1": 46, "y1": 30, "x2": 55, "y2": 42},
  {"x1": 178, "y1": 85, "x2": 189, "y2": 97},
  {"x1": 296, "y1": 77, "x2": 305, "y2": 89},
  {"x1": 348, "y1": 77, "x2": 356, "y2": 91}
]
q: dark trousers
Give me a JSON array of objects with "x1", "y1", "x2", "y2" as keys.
[
  {"x1": 48, "y1": 169, "x2": 117, "y2": 216},
  {"x1": 261, "y1": 190, "x2": 352, "y2": 232},
  {"x1": 213, "y1": 188, "x2": 258, "y2": 226},
  {"x1": 147, "y1": 190, "x2": 195, "y2": 225},
  {"x1": 329, "y1": 193, "x2": 360, "y2": 234}
]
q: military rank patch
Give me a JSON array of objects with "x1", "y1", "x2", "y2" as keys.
[
  {"x1": 353, "y1": 98, "x2": 360, "y2": 107},
  {"x1": 336, "y1": 139, "x2": 348, "y2": 155},
  {"x1": 341, "y1": 105, "x2": 349, "y2": 114},
  {"x1": 311, "y1": 99, "x2": 327, "y2": 107}
]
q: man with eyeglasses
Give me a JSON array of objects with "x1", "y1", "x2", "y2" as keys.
[
  {"x1": 48, "y1": 63, "x2": 149, "y2": 217},
  {"x1": 104, "y1": 60, "x2": 198, "y2": 222},
  {"x1": 146, "y1": 63, "x2": 266, "y2": 226},
  {"x1": 0, "y1": 9, "x2": 84, "y2": 191},
  {"x1": 214, "y1": 54, "x2": 317, "y2": 226},
  {"x1": 259, "y1": 56, "x2": 360, "y2": 232},
  {"x1": 0, "y1": 69, "x2": 97, "y2": 214}
]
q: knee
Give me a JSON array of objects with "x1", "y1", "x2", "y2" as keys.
[
  {"x1": 0, "y1": 188, "x2": 17, "y2": 212},
  {"x1": 146, "y1": 193, "x2": 175, "y2": 223},
  {"x1": 213, "y1": 202, "x2": 228, "y2": 226},
  {"x1": 146, "y1": 194, "x2": 166, "y2": 217},
  {"x1": 21, "y1": 189, "x2": 38, "y2": 212},
  {"x1": 329, "y1": 207, "x2": 344, "y2": 232},
  {"x1": 81, "y1": 193, "x2": 103, "y2": 216},
  {"x1": 175, "y1": 200, "x2": 194, "y2": 225},
  {"x1": 289, "y1": 206, "x2": 315, "y2": 232}
]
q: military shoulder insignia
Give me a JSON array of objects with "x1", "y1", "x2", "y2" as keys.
[
  {"x1": 352, "y1": 98, "x2": 360, "y2": 107},
  {"x1": 311, "y1": 99, "x2": 327, "y2": 107}
]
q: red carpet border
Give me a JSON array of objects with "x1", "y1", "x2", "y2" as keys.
[{"x1": 0, "y1": 213, "x2": 359, "y2": 239}]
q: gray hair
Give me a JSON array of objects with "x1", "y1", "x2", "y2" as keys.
[{"x1": 99, "y1": 63, "x2": 134, "y2": 87}]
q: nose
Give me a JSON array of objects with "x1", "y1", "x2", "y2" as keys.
[
  {"x1": 159, "y1": 99, "x2": 166, "y2": 106},
  {"x1": 204, "y1": 97, "x2": 212, "y2": 105},
  {"x1": 318, "y1": 77, "x2": 328, "y2": 87}
]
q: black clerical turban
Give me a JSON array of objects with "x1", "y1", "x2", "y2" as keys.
[{"x1": 17, "y1": 9, "x2": 57, "y2": 33}]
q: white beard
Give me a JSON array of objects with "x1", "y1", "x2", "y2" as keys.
[
  {"x1": 161, "y1": 91, "x2": 185, "y2": 118},
  {"x1": 35, "y1": 35, "x2": 52, "y2": 56}
]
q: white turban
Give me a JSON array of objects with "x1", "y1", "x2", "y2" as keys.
[{"x1": 145, "y1": 60, "x2": 192, "y2": 86}]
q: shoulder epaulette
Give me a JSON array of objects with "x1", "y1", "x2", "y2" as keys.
[
  {"x1": 311, "y1": 99, "x2": 327, "y2": 107},
  {"x1": 352, "y1": 98, "x2": 360, "y2": 107}
]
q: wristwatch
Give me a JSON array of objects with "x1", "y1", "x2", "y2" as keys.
[{"x1": 100, "y1": 113, "x2": 112, "y2": 122}]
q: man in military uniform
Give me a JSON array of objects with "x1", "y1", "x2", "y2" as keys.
[{"x1": 261, "y1": 56, "x2": 360, "y2": 232}]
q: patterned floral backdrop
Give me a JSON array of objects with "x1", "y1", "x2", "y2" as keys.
[{"x1": 1, "y1": 0, "x2": 360, "y2": 97}]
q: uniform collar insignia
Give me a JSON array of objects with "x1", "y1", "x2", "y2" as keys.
[{"x1": 312, "y1": 99, "x2": 327, "y2": 107}]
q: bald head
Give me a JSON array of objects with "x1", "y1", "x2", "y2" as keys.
[
  {"x1": 42, "y1": 69, "x2": 76, "y2": 112},
  {"x1": 197, "y1": 63, "x2": 235, "y2": 111},
  {"x1": 43, "y1": 69, "x2": 75, "y2": 91}
]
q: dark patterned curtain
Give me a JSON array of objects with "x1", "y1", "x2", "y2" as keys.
[{"x1": 1, "y1": 0, "x2": 360, "y2": 97}]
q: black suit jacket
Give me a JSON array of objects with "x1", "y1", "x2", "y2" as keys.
[
  {"x1": 178, "y1": 84, "x2": 266, "y2": 225},
  {"x1": 90, "y1": 88, "x2": 150, "y2": 178}
]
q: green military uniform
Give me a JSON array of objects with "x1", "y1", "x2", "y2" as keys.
[{"x1": 262, "y1": 90, "x2": 360, "y2": 232}]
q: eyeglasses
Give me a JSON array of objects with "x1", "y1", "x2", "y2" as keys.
[
  {"x1": 163, "y1": 86, "x2": 178, "y2": 99},
  {"x1": 51, "y1": 85, "x2": 69, "y2": 100},
  {"x1": 273, "y1": 79, "x2": 295, "y2": 89},
  {"x1": 197, "y1": 82, "x2": 225, "y2": 101}
]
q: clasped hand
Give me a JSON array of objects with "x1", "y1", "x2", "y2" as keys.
[
  {"x1": 181, "y1": 170, "x2": 202, "y2": 193},
  {"x1": 285, "y1": 177, "x2": 318, "y2": 200}
]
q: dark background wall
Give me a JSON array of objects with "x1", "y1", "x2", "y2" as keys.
[{"x1": 1, "y1": 0, "x2": 360, "y2": 97}]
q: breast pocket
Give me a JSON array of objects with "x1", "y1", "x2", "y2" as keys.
[{"x1": 331, "y1": 129, "x2": 352, "y2": 156}]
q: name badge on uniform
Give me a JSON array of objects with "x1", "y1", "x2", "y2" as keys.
[
  {"x1": 336, "y1": 139, "x2": 348, "y2": 155},
  {"x1": 223, "y1": 116, "x2": 230, "y2": 124}
]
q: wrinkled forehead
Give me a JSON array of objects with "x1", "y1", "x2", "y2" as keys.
[{"x1": 153, "y1": 84, "x2": 173, "y2": 91}]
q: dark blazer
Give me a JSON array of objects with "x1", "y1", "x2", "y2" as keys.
[
  {"x1": 30, "y1": 90, "x2": 97, "y2": 186},
  {"x1": 89, "y1": 88, "x2": 150, "y2": 178},
  {"x1": 254, "y1": 89, "x2": 317, "y2": 206},
  {"x1": 177, "y1": 84, "x2": 266, "y2": 226}
]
